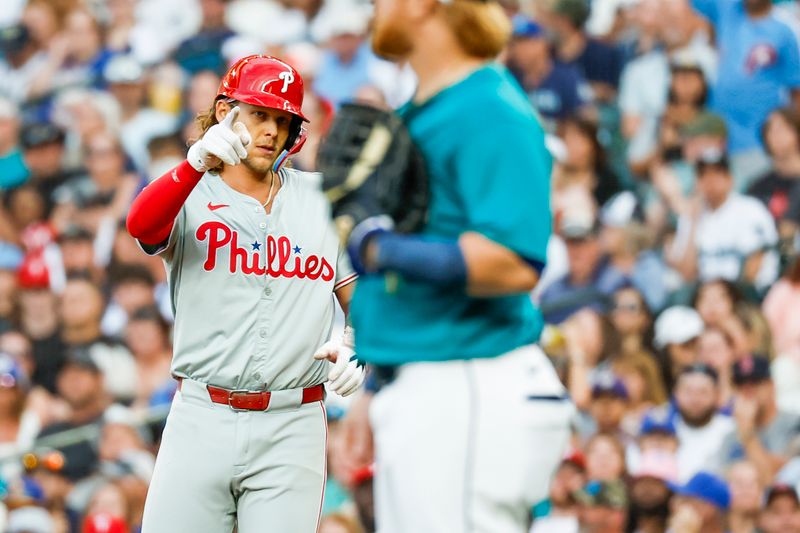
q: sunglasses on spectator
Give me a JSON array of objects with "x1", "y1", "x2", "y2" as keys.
[
  {"x1": 86, "y1": 147, "x2": 118, "y2": 157},
  {"x1": 612, "y1": 302, "x2": 642, "y2": 313}
]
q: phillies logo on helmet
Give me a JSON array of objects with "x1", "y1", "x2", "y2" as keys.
[
  {"x1": 278, "y1": 70, "x2": 295, "y2": 93},
  {"x1": 196, "y1": 221, "x2": 335, "y2": 281}
]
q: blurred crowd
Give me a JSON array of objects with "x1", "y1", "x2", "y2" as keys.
[{"x1": 0, "y1": 0, "x2": 799, "y2": 531}]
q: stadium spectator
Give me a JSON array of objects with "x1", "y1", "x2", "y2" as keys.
[
  {"x1": 669, "y1": 148, "x2": 779, "y2": 294},
  {"x1": 506, "y1": 16, "x2": 592, "y2": 129},
  {"x1": 530, "y1": 453, "x2": 585, "y2": 532},
  {"x1": 698, "y1": 326, "x2": 738, "y2": 409},
  {"x1": 671, "y1": 364, "x2": 735, "y2": 481},
  {"x1": 653, "y1": 306, "x2": 704, "y2": 390},
  {"x1": 718, "y1": 356, "x2": 800, "y2": 482},
  {"x1": 573, "y1": 479, "x2": 628, "y2": 533},
  {"x1": 540, "y1": 212, "x2": 626, "y2": 324},
  {"x1": 542, "y1": 0, "x2": 623, "y2": 103},
  {"x1": 759, "y1": 484, "x2": 800, "y2": 533},
  {"x1": 627, "y1": 450, "x2": 677, "y2": 533},
  {"x1": 727, "y1": 460, "x2": 764, "y2": 533},
  {"x1": 667, "y1": 471, "x2": 730, "y2": 533},
  {"x1": 690, "y1": 0, "x2": 800, "y2": 187}
]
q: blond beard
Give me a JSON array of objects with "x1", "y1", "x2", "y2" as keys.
[{"x1": 371, "y1": 18, "x2": 414, "y2": 60}]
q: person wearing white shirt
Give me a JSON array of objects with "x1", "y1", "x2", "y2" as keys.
[
  {"x1": 670, "y1": 148, "x2": 780, "y2": 293},
  {"x1": 672, "y1": 363, "x2": 735, "y2": 482}
]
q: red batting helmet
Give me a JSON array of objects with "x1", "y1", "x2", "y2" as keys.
[{"x1": 218, "y1": 55, "x2": 308, "y2": 122}]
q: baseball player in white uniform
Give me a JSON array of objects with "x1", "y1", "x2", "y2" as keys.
[{"x1": 126, "y1": 55, "x2": 364, "y2": 533}]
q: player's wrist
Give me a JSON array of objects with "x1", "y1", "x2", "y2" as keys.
[
  {"x1": 187, "y1": 142, "x2": 212, "y2": 172},
  {"x1": 347, "y1": 215, "x2": 395, "y2": 274}
]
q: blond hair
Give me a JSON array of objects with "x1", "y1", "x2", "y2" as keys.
[{"x1": 441, "y1": 0, "x2": 512, "y2": 59}]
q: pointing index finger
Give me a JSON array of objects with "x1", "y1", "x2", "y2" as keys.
[{"x1": 221, "y1": 106, "x2": 240, "y2": 128}]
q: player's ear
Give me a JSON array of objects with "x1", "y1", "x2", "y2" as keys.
[{"x1": 214, "y1": 100, "x2": 232, "y2": 124}]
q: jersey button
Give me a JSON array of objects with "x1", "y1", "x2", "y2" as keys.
[
  {"x1": 259, "y1": 223, "x2": 266, "y2": 229},
  {"x1": 259, "y1": 329, "x2": 267, "y2": 338},
  {"x1": 263, "y1": 287, "x2": 272, "y2": 296},
  {"x1": 253, "y1": 372, "x2": 262, "y2": 381}
]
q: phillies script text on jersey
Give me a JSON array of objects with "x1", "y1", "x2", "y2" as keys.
[{"x1": 196, "y1": 221, "x2": 335, "y2": 280}]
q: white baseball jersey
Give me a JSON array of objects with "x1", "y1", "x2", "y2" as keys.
[{"x1": 140, "y1": 167, "x2": 356, "y2": 391}]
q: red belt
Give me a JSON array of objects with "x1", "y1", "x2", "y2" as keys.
[{"x1": 177, "y1": 379, "x2": 324, "y2": 411}]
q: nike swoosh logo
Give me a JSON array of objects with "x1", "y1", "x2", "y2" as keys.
[
  {"x1": 207, "y1": 202, "x2": 229, "y2": 211},
  {"x1": 171, "y1": 170, "x2": 180, "y2": 183}
]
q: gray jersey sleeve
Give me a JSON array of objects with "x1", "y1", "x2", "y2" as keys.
[{"x1": 333, "y1": 239, "x2": 357, "y2": 291}]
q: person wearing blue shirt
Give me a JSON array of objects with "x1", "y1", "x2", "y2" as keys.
[
  {"x1": 339, "y1": 1, "x2": 573, "y2": 531},
  {"x1": 547, "y1": 0, "x2": 624, "y2": 103},
  {"x1": 506, "y1": 17, "x2": 593, "y2": 129},
  {"x1": 691, "y1": 0, "x2": 800, "y2": 187},
  {"x1": 313, "y1": 42, "x2": 375, "y2": 109}
]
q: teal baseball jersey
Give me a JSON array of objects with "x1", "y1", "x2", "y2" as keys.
[{"x1": 351, "y1": 63, "x2": 553, "y2": 365}]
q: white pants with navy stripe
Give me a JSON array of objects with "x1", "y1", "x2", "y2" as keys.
[
  {"x1": 370, "y1": 344, "x2": 573, "y2": 533},
  {"x1": 141, "y1": 378, "x2": 327, "y2": 533}
]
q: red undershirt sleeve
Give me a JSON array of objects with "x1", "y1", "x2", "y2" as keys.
[{"x1": 126, "y1": 160, "x2": 204, "y2": 246}]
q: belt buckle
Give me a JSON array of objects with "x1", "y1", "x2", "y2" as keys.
[{"x1": 228, "y1": 389, "x2": 263, "y2": 411}]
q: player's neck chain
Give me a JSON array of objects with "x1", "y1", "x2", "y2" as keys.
[{"x1": 262, "y1": 170, "x2": 276, "y2": 208}]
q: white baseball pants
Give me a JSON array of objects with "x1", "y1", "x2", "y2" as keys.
[{"x1": 370, "y1": 344, "x2": 573, "y2": 533}]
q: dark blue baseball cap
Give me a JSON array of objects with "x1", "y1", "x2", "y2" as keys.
[
  {"x1": 591, "y1": 372, "x2": 629, "y2": 400},
  {"x1": 640, "y1": 409, "x2": 676, "y2": 436},
  {"x1": 670, "y1": 472, "x2": 730, "y2": 510},
  {"x1": 512, "y1": 15, "x2": 544, "y2": 39}
]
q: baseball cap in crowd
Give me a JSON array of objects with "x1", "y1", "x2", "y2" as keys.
[
  {"x1": 653, "y1": 306, "x2": 704, "y2": 349},
  {"x1": 765, "y1": 484, "x2": 800, "y2": 507},
  {"x1": 62, "y1": 347, "x2": 102, "y2": 374},
  {"x1": 591, "y1": 372, "x2": 628, "y2": 400},
  {"x1": 553, "y1": 0, "x2": 591, "y2": 28},
  {"x1": 695, "y1": 147, "x2": 730, "y2": 173},
  {"x1": 600, "y1": 191, "x2": 642, "y2": 227},
  {"x1": 681, "y1": 111, "x2": 728, "y2": 139},
  {"x1": 573, "y1": 480, "x2": 628, "y2": 508},
  {"x1": 640, "y1": 409, "x2": 677, "y2": 436},
  {"x1": 670, "y1": 49, "x2": 705, "y2": 74},
  {"x1": 732, "y1": 355, "x2": 771, "y2": 385},
  {"x1": 562, "y1": 449, "x2": 587, "y2": 471},
  {"x1": 512, "y1": 16, "x2": 544, "y2": 39},
  {"x1": 559, "y1": 210, "x2": 598, "y2": 240},
  {"x1": 83, "y1": 512, "x2": 129, "y2": 533},
  {"x1": 103, "y1": 54, "x2": 144, "y2": 84},
  {"x1": 310, "y1": 5, "x2": 371, "y2": 42},
  {"x1": 7, "y1": 505, "x2": 54, "y2": 533},
  {"x1": 20, "y1": 122, "x2": 66, "y2": 150},
  {"x1": 669, "y1": 471, "x2": 730, "y2": 511},
  {"x1": 633, "y1": 450, "x2": 679, "y2": 483}
]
